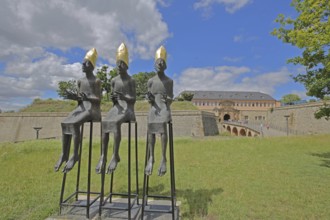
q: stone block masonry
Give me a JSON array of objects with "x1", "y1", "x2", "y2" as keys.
[{"x1": 0, "y1": 110, "x2": 219, "y2": 143}]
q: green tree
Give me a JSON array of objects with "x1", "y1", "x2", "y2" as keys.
[
  {"x1": 281, "y1": 94, "x2": 301, "y2": 104},
  {"x1": 57, "y1": 80, "x2": 78, "y2": 99},
  {"x1": 132, "y1": 72, "x2": 156, "y2": 100},
  {"x1": 272, "y1": 0, "x2": 330, "y2": 118},
  {"x1": 96, "y1": 65, "x2": 118, "y2": 101},
  {"x1": 178, "y1": 92, "x2": 194, "y2": 101}
]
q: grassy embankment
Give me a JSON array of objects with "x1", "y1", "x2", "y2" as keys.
[
  {"x1": 1, "y1": 135, "x2": 330, "y2": 219},
  {"x1": 19, "y1": 98, "x2": 198, "y2": 112}
]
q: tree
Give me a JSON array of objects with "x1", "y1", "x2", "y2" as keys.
[
  {"x1": 281, "y1": 94, "x2": 301, "y2": 104},
  {"x1": 272, "y1": 0, "x2": 330, "y2": 118},
  {"x1": 178, "y1": 92, "x2": 194, "y2": 101},
  {"x1": 132, "y1": 72, "x2": 156, "y2": 100},
  {"x1": 96, "y1": 65, "x2": 117, "y2": 101},
  {"x1": 57, "y1": 80, "x2": 78, "y2": 99}
]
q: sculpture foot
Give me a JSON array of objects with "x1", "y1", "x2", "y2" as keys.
[
  {"x1": 145, "y1": 158, "x2": 154, "y2": 176},
  {"x1": 158, "y1": 159, "x2": 167, "y2": 176},
  {"x1": 63, "y1": 155, "x2": 79, "y2": 173},
  {"x1": 106, "y1": 155, "x2": 120, "y2": 174},
  {"x1": 95, "y1": 157, "x2": 105, "y2": 174},
  {"x1": 54, "y1": 154, "x2": 67, "y2": 172}
]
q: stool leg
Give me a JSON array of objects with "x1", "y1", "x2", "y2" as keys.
[
  {"x1": 99, "y1": 126, "x2": 105, "y2": 217},
  {"x1": 169, "y1": 122, "x2": 176, "y2": 219},
  {"x1": 59, "y1": 172, "x2": 67, "y2": 215},
  {"x1": 109, "y1": 144, "x2": 114, "y2": 204},
  {"x1": 141, "y1": 132, "x2": 150, "y2": 219},
  {"x1": 128, "y1": 122, "x2": 131, "y2": 219},
  {"x1": 75, "y1": 124, "x2": 84, "y2": 201},
  {"x1": 135, "y1": 122, "x2": 139, "y2": 205},
  {"x1": 86, "y1": 122, "x2": 93, "y2": 218}
]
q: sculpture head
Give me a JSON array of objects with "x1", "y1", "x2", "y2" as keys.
[
  {"x1": 154, "y1": 46, "x2": 167, "y2": 73},
  {"x1": 82, "y1": 59, "x2": 94, "y2": 73},
  {"x1": 116, "y1": 59, "x2": 128, "y2": 73},
  {"x1": 116, "y1": 43, "x2": 129, "y2": 68},
  {"x1": 154, "y1": 58, "x2": 167, "y2": 73}
]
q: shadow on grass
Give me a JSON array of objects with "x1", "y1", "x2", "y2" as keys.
[
  {"x1": 177, "y1": 188, "x2": 223, "y2": 219},
  {"x1": 310, "y1": 152, "x2": 330, "y2": 168},
  {"x1": 141, "y1": 184, "x2": 223, "y2": 219}
]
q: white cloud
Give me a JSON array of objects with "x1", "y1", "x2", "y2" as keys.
[
  {"x1": 0, "y1": 0, "x2": 169, "y2": 61},
  {"x1": 0, "y1": 46, "x2": 82, "y2": 101},
  {"x1": 174, "y1": 66, "x2": 291, "y2": 97},
  {"x1": 194, "y1": 0, "x2": 252, "y2": 14},
  {"x1": 0, "y1": 0, "x2": 170, "y2": 111}
]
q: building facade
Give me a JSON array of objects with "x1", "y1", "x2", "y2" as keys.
[{"x1": 182, "y1": 91, "x2": 281, "y2": 122}]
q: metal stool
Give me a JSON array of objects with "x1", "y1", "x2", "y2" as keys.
[
  {"x1": 99, "y1": 121, "x2": 139, "y2": 219},
  {"x1": 141, "y1": 121, "x2": 176, "y2": 220},
  {"x1": 59, "y1": 121, "x2": 100, "y2": 219}
]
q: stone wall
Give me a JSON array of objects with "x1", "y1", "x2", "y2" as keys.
[
  {"x1": 0, "y1": 110, "x2": 219, "y2": 143},
  {"x1": 267, "y1": 102, "x2": 330, "y2": 135}
]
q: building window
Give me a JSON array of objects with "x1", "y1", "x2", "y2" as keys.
[{"x1": 252, "y1": 103, "x2": 255, "y2": 107}]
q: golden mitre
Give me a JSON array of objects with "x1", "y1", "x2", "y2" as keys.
[
  {"x1": 116, "y1": 43, "x2": 129, "y2": 66},
  {"x1": 84, "y1": 48, "x2": 98, "y2": 68},
  {"x1": 155, "y1": 45, "x2": 167, "y2": 63}
]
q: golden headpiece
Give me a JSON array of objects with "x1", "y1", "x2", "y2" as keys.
[
  {"x1": 155, "y1": 45, "x2": 167, "y2": 63},
  {"x1": 84, "y1": 48, "x2": 98, "y2": 68},
  {"x1": 116, "y1": 43, "x2": 129, "y2": 66}
]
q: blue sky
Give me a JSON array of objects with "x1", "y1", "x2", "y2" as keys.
[{"x1": 0, "y1": 0, "x2": 308, "y2": 111}]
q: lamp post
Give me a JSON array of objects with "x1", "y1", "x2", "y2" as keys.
[
  {"x1": 33, "y1": 127, "x2": 42, "y2": 139},
  {"x1": 284, "y1": 115, "x2": 290, "y2": 136}
]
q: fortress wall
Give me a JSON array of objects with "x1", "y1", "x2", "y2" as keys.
[
  {"x1": 0, "y1": 110, "x2": 219, "y2": 143},
  {"x1": 267, "y1": 102, "x2": 330, "y2": 134}
]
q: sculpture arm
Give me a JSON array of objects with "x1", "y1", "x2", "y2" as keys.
[
  {"x1": 146, "y1": 79, "x2": 155, "y2": 104},
  {"x1": 162, "y1": 79, "x2": 174, "y2": 106},
  {"x1": 80, "y1": 79, "x2": 101, "y2": 104},
  {"x1": 120, "y1": 79, "x2": 136, "y2": 104}
]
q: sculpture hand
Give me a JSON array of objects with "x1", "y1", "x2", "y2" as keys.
[
  {"x1": 111, "y1": 93, "x2": 119, "y2": 104},
  {"x1": 115, "y1": 91, "x2": 126, "y2": 101},
  {"x1": 79, "y1": 92, "x2": 87, "y2": 101},
  {"x1": 146, "y1": 91, "x2": 155, "y2": 103}
]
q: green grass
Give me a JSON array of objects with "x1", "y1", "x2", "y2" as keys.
[
  {"x1": 19, "y1": 99, "x2": 197, "y2": 112},
  {"x1": 1, "y1": 135, "x2": 330, "y2": 219}
]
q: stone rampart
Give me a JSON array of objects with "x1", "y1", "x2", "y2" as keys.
[
  {"x1": 267, "y1": 101, "x2": 330, "y2": 135},
  {"x1": 0, "y1": 110, "x2": 219, "y2": 143}
]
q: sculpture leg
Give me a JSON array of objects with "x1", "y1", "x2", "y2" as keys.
[
  {"x1": 96, "y1": 131, "x2": 109, "y2": 174},
  {"x1": 145, "y1": 133, "x2": 155, "y2": 176},
  {"x1": 158, "y1": 130, "x2": 167, "y2": 176},
  {"x1": 64, "y1": 126, "x2": 81, "y2": 173},
  {"x1": 107, "y1": 124, "x2": 121, "y2": 173},
  {"x1": 54, "y1": 134, "x2": 71, "y2": 172}
]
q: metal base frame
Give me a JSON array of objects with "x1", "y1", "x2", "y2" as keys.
[
  {"x1": 99, "y1": 121, "x2": 139, "y2": 220},
  {"x1": 59, "y1": 121, "x2": 100, "y2": 219},
  {"x1": 141, "y1": 121, "x2": 176, "y2": 220}
]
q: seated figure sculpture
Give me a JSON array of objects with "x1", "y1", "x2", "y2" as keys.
[
  {"x1": 145, "y1": 46, "x2": 173, "y2": 176},
  {"x1": 95, "y1": 43, "x2": 136, "y2": 174},
  {"x1": 54, "y1": 48, "x2": 101, "y2": 173}
]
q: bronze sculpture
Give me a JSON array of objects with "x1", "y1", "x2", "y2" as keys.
[
  {"x1": 54, "y1": 48, "x2": 101, "y2": 173},
  {"x1": 145, "y1": 46, "x2": 173, "y2": 176},
  {"x1": 95, "y1": 43, "x2": 136, "y2": 174}
]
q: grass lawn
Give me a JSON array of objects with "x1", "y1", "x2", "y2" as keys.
[{"x1": 1, "y1": 135, "x2": 330, "y2": 219}]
